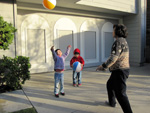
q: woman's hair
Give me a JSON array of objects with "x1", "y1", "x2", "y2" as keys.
[{"x1": 113, "y1": 24, "x2": 128, "y2": 38}]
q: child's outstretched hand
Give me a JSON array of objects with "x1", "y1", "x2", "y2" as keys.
[
  {"x1": 96, "y1": 65, "x2": 105, "y2": 71},
  {"x1": 51, "y1": 46, "x2": 54, "y2": 51},
  {"x1": 67, "y1": 45, "x2": 72, "y2": 48}
]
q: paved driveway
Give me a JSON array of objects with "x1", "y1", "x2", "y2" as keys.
[{"x1": 23, "y1": 64, "x2": 150, "y2": 113}]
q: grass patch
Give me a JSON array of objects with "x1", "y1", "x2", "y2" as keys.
[{"x1": 10, "y1": 107, "x2": 37, "y2": 113}]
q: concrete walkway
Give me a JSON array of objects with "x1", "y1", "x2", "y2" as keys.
[
  {"x1": 0, "y1": 90, "x2": 32, "y2": 113},
  {"x1": 22, "y1": 64, "x2": 150, "y2": 113}
]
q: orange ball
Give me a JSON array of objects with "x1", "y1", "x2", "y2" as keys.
[{"x1": 43, "y1": 0, "x2": 56, "y2": 10}]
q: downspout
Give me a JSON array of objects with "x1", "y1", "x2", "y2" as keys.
[
  {"x1": 13, "y1": 0, "x2": 17, "y2": 57},
  {"x1": 140, "y1": 0, "x2": 147, "y2": 66}
]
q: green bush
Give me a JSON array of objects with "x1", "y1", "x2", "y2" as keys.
[
  {"x1": 0, "y1": 16, "x2": 17, "y2": 50},
  {"x1": 0, "y1": 56, "x2": 31, "y2": 90}
]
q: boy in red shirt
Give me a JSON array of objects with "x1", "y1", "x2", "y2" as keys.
[{"x1": 70, "y1": 48, "x2": 85, "y2": 87}]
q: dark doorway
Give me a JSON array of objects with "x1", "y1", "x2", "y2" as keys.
[{"x1": 146, "y1": 0, "x2": 150, "y2": 62}]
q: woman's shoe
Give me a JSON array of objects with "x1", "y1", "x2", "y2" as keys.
[{"x1": 105, "y1": 101, "x2": 116, "y2": 107}]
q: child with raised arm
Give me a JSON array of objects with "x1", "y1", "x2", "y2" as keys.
[{"x1": 51, "y1": 45, "x2": 71, "y2": 98}]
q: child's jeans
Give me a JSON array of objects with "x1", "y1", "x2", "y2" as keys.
[
  {"x1": 54, "y1": 72, "x2": 64, "y2": 94},
  {"x1": 73, "y1": 71, "x2": 82, "y2": 85}
]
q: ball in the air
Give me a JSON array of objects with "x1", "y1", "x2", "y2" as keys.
[
  {"x1": 43, "y1": 0, "x2": 56, "y2": 10},
  {"x1": 73, "y1": 61, "x2": 82, "y2": 72}
]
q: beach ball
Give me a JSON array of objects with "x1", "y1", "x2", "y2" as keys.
[
  {"x1": 73, "y1": 62, "x2": 82, "y2": 72},
  {"x1": 43, "y1": 0, "x2": 56, "y2": 10}
]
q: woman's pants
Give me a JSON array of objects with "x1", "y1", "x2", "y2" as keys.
[{"x1": 107, "y1": 69, "x2": 133, "y2": 113}]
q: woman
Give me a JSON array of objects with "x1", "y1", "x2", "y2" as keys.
[{"x1": 96, "y1": 24, "x2": 133, "y2": 113}]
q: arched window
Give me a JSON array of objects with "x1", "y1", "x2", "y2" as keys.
[
  {"x1": 80, "y1": 20, "x2": 99, "y2": 64},
  {"x1": 21, "y1": 14, "x2": 51, "y2": 73},
  {"x1": 101, "y1": 22, "x2": 114, "y2": 62},
  {"x1": 54, "y1": 18, "x2": 77, "y2": 65}
]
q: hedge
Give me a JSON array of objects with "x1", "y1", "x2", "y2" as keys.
[{"x1": 0, "y1": 56, "x2": 31, "y2": 90}]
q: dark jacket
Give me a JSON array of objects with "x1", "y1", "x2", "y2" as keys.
[{"x1": 102, "y1": 37, "x2": 130, "y2": 71}]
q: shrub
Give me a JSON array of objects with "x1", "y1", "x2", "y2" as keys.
[
  {"x1": 0, "y1": 16, "x2": 17, "y2": 50},
  {"x1": 0, "y1": 56, "x2": 31, "y2": 90}
]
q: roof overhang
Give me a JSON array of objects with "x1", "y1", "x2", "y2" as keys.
[{"x1": 16, "y1": 0, "x2": 137, "y2": 17}]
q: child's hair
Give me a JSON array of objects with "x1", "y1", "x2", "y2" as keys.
[
  {"x1": 55, "y1": 49, "x2": 61, "y2": 53},
  {"x1": 74, "y1": 52, "x2": 79, "y2": 55}
]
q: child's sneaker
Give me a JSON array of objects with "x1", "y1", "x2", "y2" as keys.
[
  {"x1": 55, "y1": 94, "x2": 59, "y2": 98},
  {"x1": 78, "y1": 84, "x2": 81, "y2": 87},
  {"x1": 60, "y1": 92, "x2": 65, "y2": 96},
  {"x1": 73, "y1": 84, "x2": 76, "y2": 87}
]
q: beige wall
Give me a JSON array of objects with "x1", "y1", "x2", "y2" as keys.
[{"x1": 0, "y1": 0, "x2": 16, "y2": 58}]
